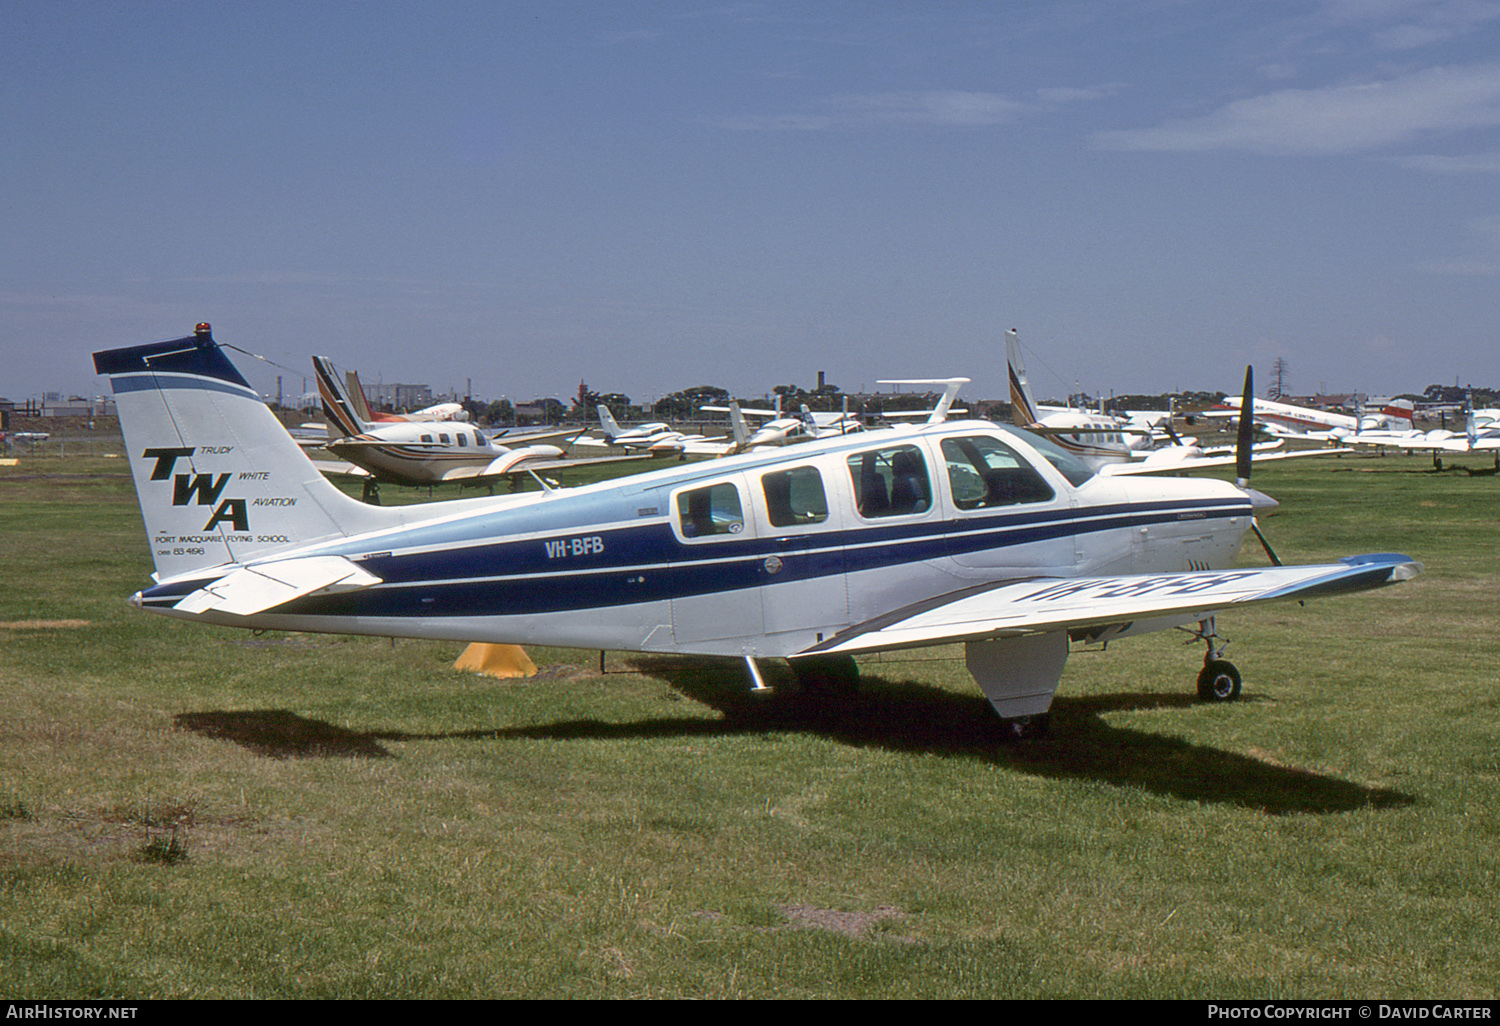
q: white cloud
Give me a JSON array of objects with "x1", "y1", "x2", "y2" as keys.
[
  {"x1": 1392, "y1": 148, "x2": 1500, "y2": 170},
  {"x1": 712, "y1": 90, "x2": 1029, "y2": 131},
  {"x1": 1317, "y1": 0, "x2": 1500, "y2": 50},
  {"x1": 1095, "y1": 62, "x2": 1500, "y2": 154},
  {"x1": 1034, "y1": 85, "x2": 1118, "y2": 104},
  {"x1": 712, "y1": 85, "x2": 1116, "y2": 132},
  {"x1": 831, "y1": 91, "x2": 1028, "y2": 126}
]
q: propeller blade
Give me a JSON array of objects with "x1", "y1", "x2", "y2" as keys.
[{"x1": 1235, "y1": 365, "x2": 1255, "y2": 486}]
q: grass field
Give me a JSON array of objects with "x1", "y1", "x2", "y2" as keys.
[{"x1": 3, "y1": 444, "x2": 1498, "y2": 998}]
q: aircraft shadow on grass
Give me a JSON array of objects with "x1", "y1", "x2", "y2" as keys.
[{"x1": 175, "y1": 655, "x2": 1415, "y2": 816}]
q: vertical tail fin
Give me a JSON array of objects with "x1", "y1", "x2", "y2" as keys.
[
  {"x1": 312, "y1": 355, "x2": 369, "y2": 437},
  {"x1": 1005, "y1": 328, "x2": 1043, "y2": 428},
  {"x1": 728, "y1": 401, "x2": 750, "y2": 450},
  {"x1": 596, "y1": 404, "x2": 624, "y2": 439},
  {"x1": 96, "y1": 327, "x2": 407, "y2": 581},
  {"x1": 345, "y1": 369, "x2": 378, "y2": 423},
  {"x1": 1384, "y1": 399, "x2": 1415, "y2": 430}
]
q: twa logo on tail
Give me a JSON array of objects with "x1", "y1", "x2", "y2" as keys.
[{"x1": 141, "y1": 446, "x2": 249, "y2": 532}]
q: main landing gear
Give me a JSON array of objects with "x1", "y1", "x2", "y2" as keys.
[{"x1": 1184, "y1": 616, "x2": 1242, "y2": 702}]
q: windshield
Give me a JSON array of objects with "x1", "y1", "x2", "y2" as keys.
[{"x1": 992, "y1": 424, "x2": 1096, "y2": 487}]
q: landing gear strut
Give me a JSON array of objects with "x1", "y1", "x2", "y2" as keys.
[{"x1": 1183, "y1": 616, "x2": 1242, "y2": 702}]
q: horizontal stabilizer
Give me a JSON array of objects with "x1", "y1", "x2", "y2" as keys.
[
  {"x1": 174, "y1": 556, "x2": 382, "y2": 617},
  {"x1": 802, "y1": 554, "x2": 1421, "y2": 656}
]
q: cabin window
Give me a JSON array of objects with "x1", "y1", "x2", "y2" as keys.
[
  {"x1": 457, "y1": 434, "x2": 467, "y2": 447},
  {"x1": 439, "y1": 433, "x2": 451, "y2": 444},
  {"x1": 941, "y1": 436, "x2": 1055, "y2": 509},
  {"x1": 676, "y1": 482, "x2": 745, "y2": 538},
  {"x1": 421, "y1": 434, "x2": 434, "y2": 443},
  {"x1": 761, "y1": 466, "x2": 829, "y2": 528},
  {"x1": 847, "y1": 444, "x2": 931, "y2": 519}
]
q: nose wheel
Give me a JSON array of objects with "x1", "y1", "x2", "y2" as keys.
[
  {"x1": 1196, "y1": 659, "x2": 1242, "y2": 702},
  {"x1": 1182, "y1": 616, "x2": 1242, "y2": 702}
]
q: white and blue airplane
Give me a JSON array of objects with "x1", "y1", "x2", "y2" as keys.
[{"x1": 94, "y1": 324, "x2": 1421, "y2": 738}]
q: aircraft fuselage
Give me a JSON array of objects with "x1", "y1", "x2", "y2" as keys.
[{"x1": 135, "y1": 421, "x2": 1254, "y2": 657}]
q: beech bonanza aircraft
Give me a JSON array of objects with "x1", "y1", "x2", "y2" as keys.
[{"x1": 94, "y1": 325, "x2": 1421, "y2": 738}]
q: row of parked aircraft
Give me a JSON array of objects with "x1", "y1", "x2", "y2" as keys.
[
  {"x1": 1006, "y1": 330, "x2": 1500, "y2": 467},
  {"x1": 92, "y1": 323, "x2": 1421, "y2": 739},
  {"x1": 1201, "y1": 389, "x2": 1500, "y2": 462}
]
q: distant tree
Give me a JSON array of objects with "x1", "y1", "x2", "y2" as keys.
[
  {"x1": 653, "y1": 385, "x2": 728, "y2": 420},
  {"x1": 772, "y1": 380, "x2": 849, "y2": 412},
  {"x1": 571, "y1": 383, "x2": 632, "y2": 421},
  {"x1": 592, "y1": 393, "x2": 632, "y2": 421},
  {"x1": 482, "y1": 398, "x2": 514, "y2": 426},
  {"x1": 1268, "y1": 358, "x2": 1290, "y2": 399}
]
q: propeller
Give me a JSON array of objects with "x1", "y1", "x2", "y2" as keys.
[{"x1": 1233, "y1": 365, "x2": 1283, "y2": 567}]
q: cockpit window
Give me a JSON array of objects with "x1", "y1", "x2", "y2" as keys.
[
  {"x1": 846, "y1": 444, "x2": 931, "y2": 518},
  {"x1": 941, "y1": 436, "x2": 1055, "y2": 509},
  {"x1": 993, "y1": 424, "x2": 1096, "y2": 487}
]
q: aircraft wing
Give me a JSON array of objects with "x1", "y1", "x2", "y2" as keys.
[
  {"x1": 486, "y1": 427, "x2": 580, "y2": 446},
  {"x1": 308, "y1": 457, "x2": 372, "y2": 478},
  {"x1": 433, "y1": 452, "x2": 653, "y2": 482},
  {"x1": 1347, "y1": 433, "x2": 1466, "y2": 452},
  {"x1": 801, "y1": 554, "x2": 1420, "y2": 656},
  {"x1": 1098, "y1": 446, "x2": 1350, "y2": 476},
  {"x1": 174, "y1": 556, "x2": 383, "y2": 617}
]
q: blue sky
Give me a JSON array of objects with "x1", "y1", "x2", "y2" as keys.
[{"x1": 5, "y1": 0, "x2": 1500, "y2": 407}]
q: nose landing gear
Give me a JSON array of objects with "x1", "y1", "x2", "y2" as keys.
[{"x1": 1183, "y1": 616, "x2": 1242, "y2": 702}]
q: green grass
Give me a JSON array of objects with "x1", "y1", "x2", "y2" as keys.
[{"x1": 2, "y1": 448, "x2": 1498, "y2": 998}]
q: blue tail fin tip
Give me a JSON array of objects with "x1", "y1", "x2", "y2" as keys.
[{"x1": 93, "y1": 324, "x2": 251, "y2": 391}]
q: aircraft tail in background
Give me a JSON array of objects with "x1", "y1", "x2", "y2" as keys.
[
  {"x1": 1005, "y1": 328, "x2": 1043, "y2": 427},
  {"x1": 312, "y1": 355, "x2": 372, "y2": 437}
]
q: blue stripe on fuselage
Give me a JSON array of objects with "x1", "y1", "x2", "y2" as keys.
[{"x1": 135, "y1": 495, "x2": 1249, "y2": 618}]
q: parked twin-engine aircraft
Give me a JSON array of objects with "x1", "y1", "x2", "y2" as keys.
[
  {"x1": 1203, "y1": 394, "x2": 1415, "y2": 441},
  {"x1": 308, "y1": 355, "x2": 635, "y2": 497},
  {"x1": 94, "y1": 325, "x2": 1421, "y2": 737}
]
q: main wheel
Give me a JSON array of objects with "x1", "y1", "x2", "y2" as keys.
[
  {"x1": 1196, "y1": 659, "x2": 1242, "y2": 702},
  {"x1": 791, "y1": 654, "x2": 860, "y2": 697}
]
